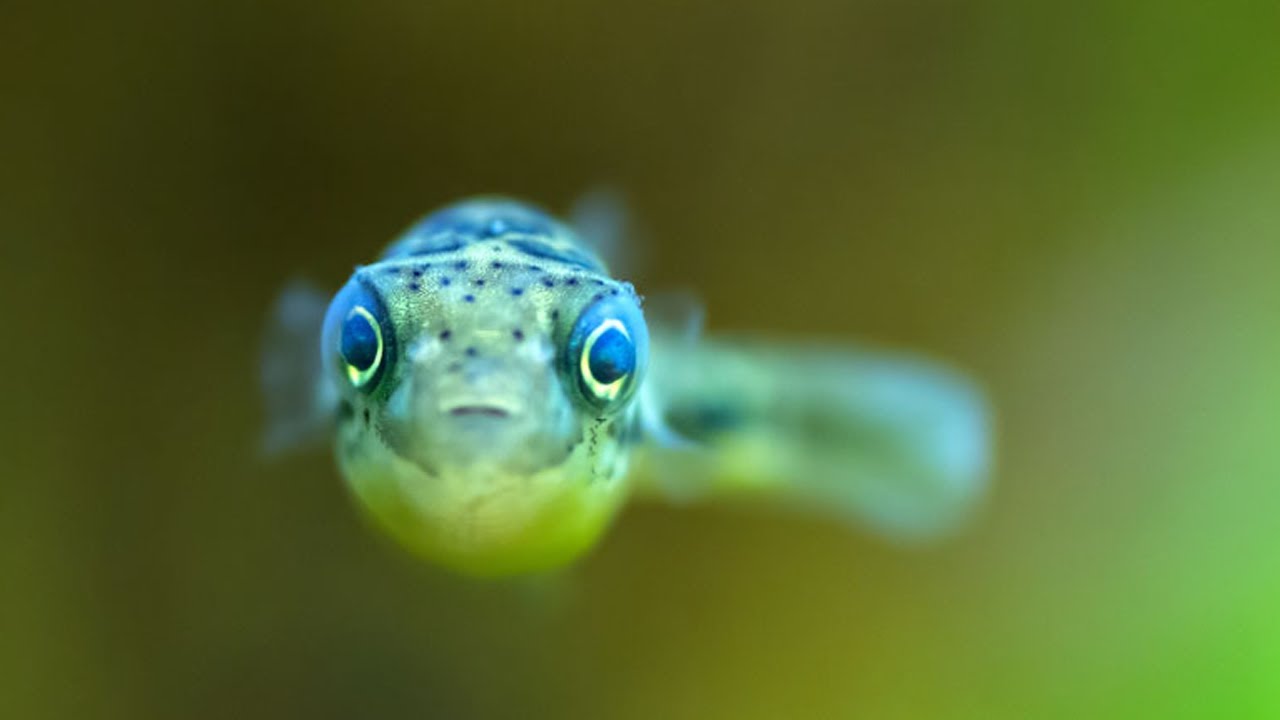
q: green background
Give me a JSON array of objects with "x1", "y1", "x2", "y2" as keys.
[{"x1": 3, "y1": 1, "x2": 1278, "y2": 717}]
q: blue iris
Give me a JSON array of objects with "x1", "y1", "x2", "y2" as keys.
[
  {"x1": 341, "y1": 311, "x2": 379, "y2": 371},
  {"x1": 588, "y1": 327, "x2": 634, "y2": 384}
]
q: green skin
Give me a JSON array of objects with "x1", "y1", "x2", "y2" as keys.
[
  {"x1": 309, "y1": 199, "x2": 990, "y2": 577},
  {"x1": 332, "y1": 248, "x2": 640, "y2": 576}
]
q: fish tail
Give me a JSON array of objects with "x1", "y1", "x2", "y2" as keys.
[{"x1": 636, "y1": 335, "x2": 992, "y2": 540}]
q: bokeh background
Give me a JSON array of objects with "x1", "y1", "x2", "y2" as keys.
[{"x1": 3, "y1": 1, "x2": 1278, "y2": 718}]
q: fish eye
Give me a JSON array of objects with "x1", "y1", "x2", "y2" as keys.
[
  {"x1": 580, "y1": 319, "x2": 635, "y2": 401},
  {"x1": 323, "y1": 278, "x2": 394, "y2": 392},
  {"x1": 567, "y1": 294, "x2": 648, "y2": 410},
  {"x1": 341, "y1": 306, "x2": 384, "y2": 387}
]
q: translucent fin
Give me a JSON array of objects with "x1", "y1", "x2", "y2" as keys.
[
  {"x1": 803, "y1": 351, "x2": 991, "y2": 539},
  {"x1": 642, "y1": 289, "x2": 705, "y2": 344},
  {"x1": 635, "y1": 336, "x2": 992, "y2": 540},
  {"x1": 569, "y1": 186, "x2": 645, "y2": 274},
  {"x1": 259, "y1": 279, "x2": 336, "y2": 455},
  {"x1": 636, "y1": 291, "x2": 706, "y2": 451}
]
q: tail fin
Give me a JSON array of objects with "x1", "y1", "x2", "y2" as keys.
[
  {"x1": 636, "y1": 335, "x2": 992, "y2": 540},
  {"x1": 259, "y1": 279, "x2": 336, "y2": 455}
]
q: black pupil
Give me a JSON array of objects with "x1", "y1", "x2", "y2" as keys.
[
  {"x1": 341, "y1": 312, "x2": 379, "y2": 371},
  {"x1": 587, "y1": 327, "x2": 634, "y2": 385}
]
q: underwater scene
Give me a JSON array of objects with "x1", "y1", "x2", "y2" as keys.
[{"x1": 3, "y1": 1, "x2": 1277, "y2": 718}]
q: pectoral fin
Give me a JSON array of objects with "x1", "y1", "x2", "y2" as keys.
[{"x1": 259, "y1": 279, "x2": 336, "y2": 455}]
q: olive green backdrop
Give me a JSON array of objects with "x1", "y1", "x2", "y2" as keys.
[{"x1": 3, "y1": 1, "x2": 1278, "y2": 718}]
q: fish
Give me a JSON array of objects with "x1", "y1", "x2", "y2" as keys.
[{"x1": 262, "y1": 195, "x2": 992, "y2": 577}]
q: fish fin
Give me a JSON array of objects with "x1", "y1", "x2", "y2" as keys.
[
  {"x1": 625, "y1": 291, "x2": 712, "y2": 500},
  {"x1": 569, "y1": 186, "x2": 646, "y2": 274},
  {"x1": 641, "y1": 289, "x2": 705, "y2": 344},
  {"x1": 802, "y1": 350, "x2": 991, "y2": 541},
  {"x1": 636, "y1": 290, "x2": 707, "y2": 451},
  {"x1": 640, "y1": 337, "x2": 992, "y2": 540},
  {"x1": 259, "y1": 279, "x2": 336, "y2": 456}
]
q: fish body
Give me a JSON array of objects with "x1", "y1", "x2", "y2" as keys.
[{"x1": 264, "y1": 197, "x2": 991, "y2": 576}]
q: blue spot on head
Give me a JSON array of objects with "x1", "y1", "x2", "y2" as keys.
[
  {"x1": 482, "y1": 219, "x2": 509, "y2": 238},
  {"x1": 382, "y1": 198, "x2": 562, "y2": 261},
  {"x1": 587, "y1": 327, "x2": 635, "y2": 384}
]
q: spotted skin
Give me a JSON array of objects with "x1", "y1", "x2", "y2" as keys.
[
  {"x1": 314, "y1": 199, "x2": 648, "y2": 575},
  {"x1": 280, "y1": 196, "x2": 991, "y2": 576}
]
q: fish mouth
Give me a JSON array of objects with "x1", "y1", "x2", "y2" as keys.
[
  {"x1": 448, "y1": 405, "x2": 513, "y2": 419},
  {"x1": 440, "y1": 396, "x2": 522, "y2": 420}
]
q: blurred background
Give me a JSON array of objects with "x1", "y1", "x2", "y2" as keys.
[{"x1": 3, "y1": 1, "x2": 1278, "y2": 718}]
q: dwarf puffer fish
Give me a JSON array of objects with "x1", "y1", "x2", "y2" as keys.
[{"x1": 263, "y1": 196, "x2": 991, "y2": 576}]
